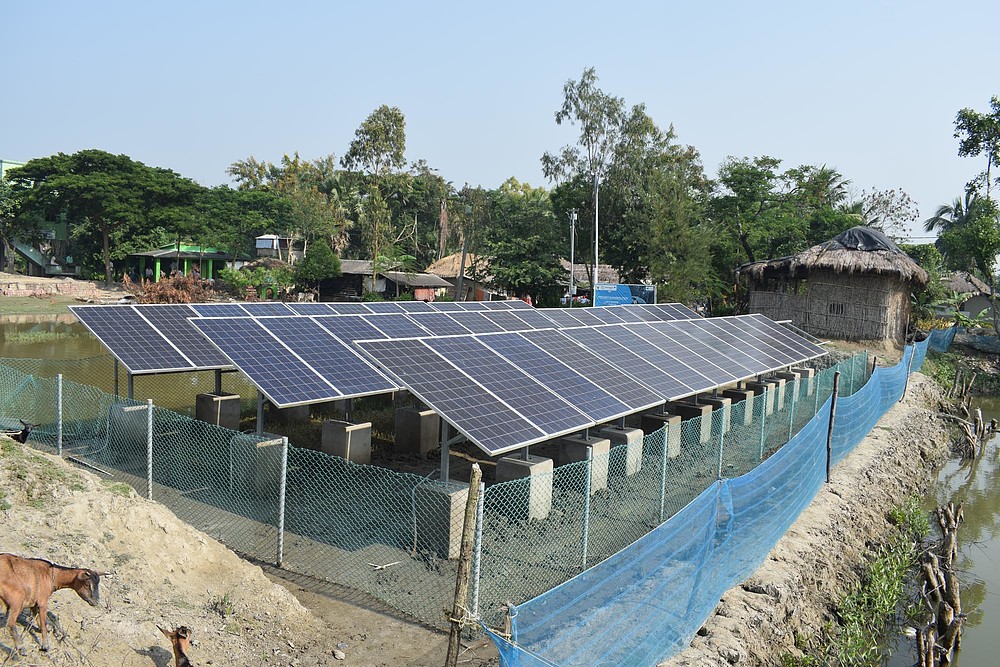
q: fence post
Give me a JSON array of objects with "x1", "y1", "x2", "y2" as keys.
[
  {"x1": 146, "y1": 399, "x2": 154, "y2": 500},
  {"x1": 276, "y1": 436, "x2": 288, "y2": 567},
  {"x1": 716, "y1": 411, "x2": 725, "y2": 479},
  {"x1": 471, "y1": 480, "x2": 486, "y2": 621},
  {"x1": 850, "y1": 354, "x2": 857, "y2": 394},
  {"x1": 900, "y1": 345, "x2": 914, "y2": 403},
  {"x1": 787, "y1": 381, "x2": 796, "y2": 441},
  {"x1": 56, "y1": 374, "x2": 63, "y2": 456},
  {"x1": 826, "y1": 372, "x2": 840, "y2": 483},
  {"x1": 758, "y1": 393, "x2": 767, "y2": 460},
  {"x1": 581, "y1": 446, "x2": 593, "y2": 570},
  {"x1": 658, "y1": 427, "x2": 668, "y2": 523},
  {"x1": 446, "y1": 464, "x2": 483, "y2": 667}
]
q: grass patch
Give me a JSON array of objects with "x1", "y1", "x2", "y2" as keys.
[
  {"x1": 788, "y1": 498, "x2": 930, "y2": 666},
  {"x1": 3, "y1": 330, "x2": 84, "y2": 344},
  {"x1": 101, "y1": 481, "x2": 134, "y2": 497}
]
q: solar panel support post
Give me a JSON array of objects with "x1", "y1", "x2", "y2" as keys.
[
  {"x1": 716, "y1": 413, "x2": 725, "y2": 479},
  {"x1": 113, "y1": 359, "x2": 119, "y2": 399},
  {"x1": 826, "y1": 372, "x2": 840, "y2": 483},
  {"x1": 787, "y1": 381, "x2": 797, "y2": 441},
  {"x1": 758, "y1": 393, "x2": 767, "y2": 460},
  {"x1": 659, "y1": 425, "x2": 668, "y2": 522},
  {"x1": 581, "y1": 445, "x2": 593, "y2": 570},
  {"x1": 215, "y1": 369, "x2": 223, "y2": 395},
  {"x1": 127, "y1": 373, "x2": 134, "y2": 401},
  {"x1": 521, "y1": 446, "x2": 529, "y2": 462},
  {"x1": 56, "y1": 374, "x2": 63, "y2": 457},
  {"x1": 440, "y1": 422, "x2": 451, "y2": 482},
  {"x1": 146, "y1": 399, "x2": 154, "y2": 501},
  {"x1": 256, "y1": 391, "x2": 265, "y2": 435}
]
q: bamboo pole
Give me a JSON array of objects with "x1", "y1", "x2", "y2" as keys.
[
  {"x1": 446, "y1": 464, "x2": 483, "y2": 667},
  {"x1": 825, "y1": 372, "x2": 840, "y2": 483}
]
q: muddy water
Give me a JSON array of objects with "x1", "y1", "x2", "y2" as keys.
[
  {"x1": 888, "y1": 397, "x2": 1000, "y2": 666},
  {"x1": 0, "y1": 315, "x2": 254, "y2": 415}
]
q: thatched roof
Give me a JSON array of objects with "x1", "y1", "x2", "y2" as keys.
[
  {"x1": 425, "y1": 253, "x2": 492, "y2": 281},
  {"x1": 942, "y1": 271, "x2": 991, "y2": 296},
  {"x1": 739, "y1": 226, "x2": 929, "y2": 287}
]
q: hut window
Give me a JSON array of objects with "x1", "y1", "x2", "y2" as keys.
[{"x1": 829, "y1": 302, "x2": 845, "y2": 316}]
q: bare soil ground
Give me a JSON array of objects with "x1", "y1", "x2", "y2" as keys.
[
  {"x1": 0, "y1": 436, "x2": 496, "y2": 666},
  {"x1": 660, "y1": 373, "x2": 950, "y2": 666}
]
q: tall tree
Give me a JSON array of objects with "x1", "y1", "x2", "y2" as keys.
[
  {"x1": 341, "y1": 105, "x2": 407, "y2": 277},
  {"x1": 955, "y1": 96, "x2": 1000, "y2": 199},
  {"x1": 542, "y1": 68, "x2": 626, "y2": 292}
]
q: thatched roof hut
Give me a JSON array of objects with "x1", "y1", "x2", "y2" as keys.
[{"x1": 738, "y1": 227, "x2": 928, "y2": 343}]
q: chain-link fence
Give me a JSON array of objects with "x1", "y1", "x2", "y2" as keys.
[{"x1": 2, "y1": 349, "x2": 875, "y2": 635}]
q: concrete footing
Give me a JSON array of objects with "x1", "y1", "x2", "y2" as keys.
[
  {"x1": 559, "y1": 435, "x2": 611, "y2": 492},
  {"x1": 195, "y1": 392, "x2": 241, "y2": 431},
  {"x1": 640, "y1": 413, "x2": 682, "y2": 458},
  {"x1": 394, "y1": 407, "x2": 439, "y2": 456},
  {"x1": 775, "y1": 371, "x2": 802, "y2": 404},
  {"x1": 599, "y1": 426, "x2": 644, "y2": 475},
  {"x1": 496, "y1": 455, "x2": 554, "y2": 520},
  {"x1": 745, "y1": 380, "x2": 777, "y2": 415},
  {"x1": 769, "y1": 377, "x2": 787, "y2": 410},
  {"x1": 273, "y1": 404, "x2": 310, "y2": 425},
  {"x1": 792, "y1": 366, "x2": 816, "y2": 396},
  {"x1": 413, "y1": 481, "x2": 469, "y2": 559},
  {"x1": 722, "y1": 389, "x2": 755, "y2": 426},
  {"x1": 696, "y1": 395, "x2": 732, "y2": 434},
  {"x1": 670, "y1": 401, "x2": 713, "y2": 444},
  {"x1": 321, "y1": 420, "x2": 372, "y2": 464}
]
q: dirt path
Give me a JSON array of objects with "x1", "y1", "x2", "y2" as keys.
[{"x1": 661, "y1": 373, "x2": 950, "y2": 666}]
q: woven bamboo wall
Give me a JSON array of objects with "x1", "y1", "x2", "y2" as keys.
[{"x1": 748, "y1": 271, "x2": 911, "y2": 342}]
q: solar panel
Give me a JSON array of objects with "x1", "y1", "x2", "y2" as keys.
[
  {"x1": 507, "y1": 309, "x2": 559, "y2": 330},
  {"x1": 623, "y1": 323, "x2": 739, "y2": 388},
  {"x1": 261, "y1": 317, "x2": 397, "y2": 397},
  {"x1": 538, "y1": 309, "x2": 588, "y2": 328},
  {"x1": 504, "y1": 300, "x2": 534, "y2": 310},
  {"x1": 324, "y1": 303, "x2": 374, "y2": 315},
  {"x1": 560, "y1": 309, "x2": 606, "y2": 327},
  {"x1": 625, "y1": 306, "x2": 664, "y2": 323},
  {"x1": 519, "y1": 329, "x2": 665, "y2": 411},
  {"x1": 356, "y1": 338, "x2": 546, "y2": 455},
  {"x1": 645, "y1": 321, "x2": 756, "y2": 379},
  {"x1": 586, "y1": 308, "x2": 629, "y2": 324},
  {"x1": 481, "y1": 300, "x2": 519, "y2": 310},
  {"x1": 426, "y1": 301, "x2": 468, "y2": 312},
  {"x1": 191, "y1": 303, "x2": 251, "y2": 317},
  {"x1": 286, "y1": 303, "x2": 336, "y2": 315},
  {"x1": 190, "y1": 317, "x2": 341, "y2": 406},
  {"x1": 655, "y1": 303, "x2": 701, "y2": 320},
  {"x1": 133, "y1": 305, "x2": 231, "y2": 369},
  {"x1": 363, "y1": 314, "x2": 431, "y2": 339},
  {"x1": 241, "y1": 302, "x2": 295, "y2": 316},
  {"x1": 363, "y1": 302, "x2": 407, "y2": 313},
  {"x1": 686, "y1": 318, "x2": 786, "y2": 369},
  {"x1": 396, "y1": 301, "x2": 436, "y2": 312},
  {"x1": 446, "y1": 311, "x2": 506, "y2": 334},
  {"x1": 480, "y1": 332, "x2": 633, "y2": 422},
  {"x1": 409, "y1": 312, "x2": 474, "y2": 336},
  {"x1": 70, "y1": 305, "x2": 193, "y2": 374},
  {"x1": 745, "y1": 314, "x2": 826, "y2": 359},
  {"x1": 481, "y1": 310, "x2": 535, "y2": 331},
  {"x1": 312, "y1": 315, "x2": 388, "y2": 343},
  {"x1": 422, "y1": 337, "x2": 593, "y2": 436},
  {"x1": 603, "y1": 306, "x2": 646, "y2": 323},
  {"x1": 592, "y1": 324, "x2": 719, "y2": 393}
]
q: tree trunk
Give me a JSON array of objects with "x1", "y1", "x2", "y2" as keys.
[{"x1": 102, "y1": 223, "x2": 113, "y2": 284}]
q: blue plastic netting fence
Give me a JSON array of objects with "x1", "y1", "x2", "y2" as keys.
[{"x1": 487, "y1": 334, "x2": 940, "y2": 667}]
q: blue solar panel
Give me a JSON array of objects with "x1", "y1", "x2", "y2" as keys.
[
  {"x1": 423, "y1": 337, "x2": 593, "y2": 436},
  {"x1": 504, "y1": 300, "x2": 534, "y2": 310},
  {"x1": 396, "y1": 301, "x2": 436, "y2": 312},
  {"x1": 241, "y1": 303, "x2": 295, "y2": 316},
  {"x1": 481, "y1": 311, "x2": 535, "y2": 331},
  {"x1": 538, "y1": 309, "x2": 587, "y2": 328},
  {"x1": 622, "y1": 323, "x2": 739, "y2": 389},
  {"x1": 356, "y1": 338, "x2": 545, "y2": 455},
  {"x1": 481, "y1": 300, "x2": 518, "y2": 310},
  {"x1": 133, "y1": 305, "x2": 231, "y2": 369},
  {"x1": 596, "y1": 325, "x2": 718, "y2": 393},
  {"x1": 684, "y1": 319, "x2": 785, "y2": 369},
  {"x1": 508, "y1": 309, "x2": 558, "y2": 330},
  {"x1": 364, "y1": 314, "x2": 431, "y2": 339},
  {"x1": 261, "y1": 317, "x2": 397, "y2": 398},
  {"x1": 426, "y1": 301, "x2": 468, "y2": 312},
  {"x1": 602, "y1": 306, "x2": 646, "y2": 323},
  {"x1": 644, "y1": 322, "x2": 756, "y2": 379},
  {"x1": 191, "y1": 304, "x2": 251, "y2": 317},
  {"x1": 624, "y1": 306, "x2": 663, "y2": 323},
  {"x1": 745, "y1": 314, "x2": 826, "y2": 359},
  {"x1": 561, "y1": 327, "x2": 690, "y2": 397},
  {"x1": 190, "y1": 317, "x2": 340, "y2": 406},
  {"x1": 446, "y1": 312, "x2": 505, "y2": 334},
  {"x1": 481, "y1": 332, "x2": 633, "y2": 422},
  {"x1": 587, "y1": 308, "x2": 629, "y2": 324},
  {"x1": 519, "y1": 329, "x2": 665, "y2": 412},
  {"x1": 287, "y1": 303, "x2": 336, "y2": 315},
  {"x1": 409, "y1": 312, "x2": 474, "y2": 336},
  {"x1": 655, "y1": 303, "x2": 701, "y2": 320},
  {"x1": 560, "y1": 309, "x2": 606, "y2": 326},
  {"x1": 324, "y1": 303, "x2": 374, "y2": 315},
  {"x1": 311, "y1": 316, "x2": 387, "y2": 343},
  {"x1": 363, "y1": 302, "x2": 407, "y2": 313},
  {"x1": 70, "y1": 305, "x2": 191, "y2": 373}
]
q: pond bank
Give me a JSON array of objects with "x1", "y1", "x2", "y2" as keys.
[{"x1": 661, "y1": 373, "x2": 950, "y2": 666}]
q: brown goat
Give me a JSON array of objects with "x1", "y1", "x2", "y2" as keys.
[
  {"x1": 158, "y1": 625, "x2": 194, "y2": 667},
  {"x1": 0, "y1": 554, "x2": 105, "y2": 654}
]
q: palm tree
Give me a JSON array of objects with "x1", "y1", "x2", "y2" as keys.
[{"x1": 923, "y1": 191, "x2": 980, "y2": 233}]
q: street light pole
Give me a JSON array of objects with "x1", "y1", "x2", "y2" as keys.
[
  {"x1": 569, "y1": 209, "x2": 578, "y2": 298},
  {"x1": 592, "y1": 172, "x2": 600, "y2": 306}
]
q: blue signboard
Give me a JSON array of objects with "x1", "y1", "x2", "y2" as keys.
[{"x1": 594, "y1": 283, "x2": 657, "y2": 306}]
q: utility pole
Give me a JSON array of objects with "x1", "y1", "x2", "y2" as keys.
[
  {"x1": 569, "y1": 209, "x2": 578, "y2": 298},
  {"x1": 592, "y1": 172, "x2": 600, "y2": 305}
]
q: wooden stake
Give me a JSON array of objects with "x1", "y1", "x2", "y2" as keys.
[
  {"x1": 825, "y1": 372, "x2": 840, "y2": 483},
  {"x1": 446, "y1": 463, "x2": 483, "y2": 667}
]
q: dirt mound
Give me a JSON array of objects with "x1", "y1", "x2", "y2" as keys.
[
  {"x1": 0, "y1": 437, "x2": 367, "y2": 665},
  {"x1": 661, "y1": 373, "x2": 950, "y2": 666}
]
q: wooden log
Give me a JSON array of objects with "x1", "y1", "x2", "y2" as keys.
[{"x1": 445, "y1": 463, "x2": 483, "y2": 667}]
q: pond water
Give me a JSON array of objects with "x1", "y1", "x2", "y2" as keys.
[
  {"x1": 887, "y1": 396, "x2": 1000, "y2": 666},
  {"x1": 0, "y1": 315, "x2": 255, "y2": 415}
]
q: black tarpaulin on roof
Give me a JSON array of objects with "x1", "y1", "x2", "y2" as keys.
[{"x1": 824, "y1": 226, "x2": 901, "y2": 253}]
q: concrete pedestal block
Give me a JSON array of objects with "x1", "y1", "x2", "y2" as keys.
[
  {"x1": 559, "y1": 435, "x2": 611, "y2": 492},
  {"x1": 599, "y1": 426, "x2": 644, "y2": 476},
  {"x1": 496, "y1": 455, "x2": 554, "y2": 520},
  {"x1": 768, "y1": 377, "x2": 787, "y2": 410},
  {"x1": 696, "y1": 396, "x2": 732, "y2": 434},
  {"x1": 792, "y1": 367, "x2": 816, "y2": 396},
  {"x1": 273, "y1": 404, "x2": 310, "y2": 425},
  {"x1": 394, "y1": 407, "x2": 439, "y2": 456},
  {"x1": 321, "y1": 420, "x2": 372, "y2": 464},
  {"x1": 229, "y1": 433, "x2": 284, "y2": 496},
  {"x1": 670, "y1": 401, "x2": 713, "y2": 444},
  {"x1": 196, "y1": 392, "x2": 242, "y2": 431},
  {"x1": 413, "y1": 481, "x2": 469, "y2": 559},
  {"x1": 640, "y1": 413, "x2": 682, "y2": 458},
  {"x1": 745, "y1": 380, "x2": 777, "y2": 416},
  {"x1": 775, "y1": 371, "x2": 801, "y2": 404},
  {"x1": 722, "y1": 389, "x2": 755, "y2": 426}
]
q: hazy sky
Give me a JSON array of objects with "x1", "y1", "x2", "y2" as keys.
[{"x1": 5, "y1": 1, "x2": 998, "y2": 241}]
